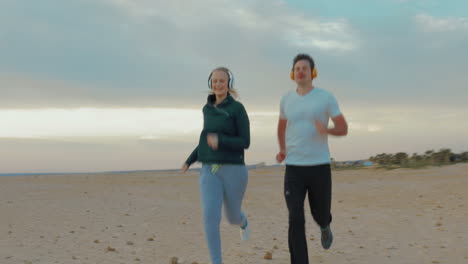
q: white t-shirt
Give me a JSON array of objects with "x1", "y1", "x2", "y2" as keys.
[{"x1": 280, "y1": 87, "x2": 341, "y2": 166}]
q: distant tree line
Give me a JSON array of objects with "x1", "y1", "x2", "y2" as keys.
[{"x1": 369, "y1": 148, "x2": 468, "y2": 168}]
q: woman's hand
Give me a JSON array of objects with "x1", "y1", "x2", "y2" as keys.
[
  {"x1": 181, "y1": 163, "x2": 189, "y2": 173},
  {"x1": 207, "y1": 133, "x2": 219, "y2": 150}
]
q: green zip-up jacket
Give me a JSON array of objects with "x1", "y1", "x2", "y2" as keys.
[{"x1": 185, "y1": 93, "x2": 250, "y2": 166}]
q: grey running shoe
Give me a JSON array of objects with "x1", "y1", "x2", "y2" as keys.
[{"x1": 321, "y1": 225, "x2": 333, "y2": 249}]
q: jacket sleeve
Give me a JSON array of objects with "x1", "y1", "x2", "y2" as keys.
[
  {"x1": 185, "y1": 146, "x2": 198, "y2": 166},
  {"x1": 217, "y1": 103, "x2": 250, "y2": 151}
]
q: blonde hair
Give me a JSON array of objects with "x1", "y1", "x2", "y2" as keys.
[{"x1": 209, "y1": 67, "x2": 239, "y2": 99}]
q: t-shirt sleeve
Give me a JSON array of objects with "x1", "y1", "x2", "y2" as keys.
[
  {"x1": 328, "y1": 93, "x2": 342, "y2": 118},
  {"x1": 279, "y1": 95, "x2": 287, "y2": 120}
]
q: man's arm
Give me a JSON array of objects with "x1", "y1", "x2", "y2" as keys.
[
  {"x1": 322, "y1": 114, "x2": 348, "y2": 136},
  {"x1": 278, "y1": 118, "x2": 287, "y2": 151},
  {"x1": 276, "y1": 118, "x2": 287, "y2": 163}
]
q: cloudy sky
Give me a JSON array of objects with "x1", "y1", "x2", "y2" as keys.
[{"x1": 1, "y1": 0, "x2": 467, "y2": 173}]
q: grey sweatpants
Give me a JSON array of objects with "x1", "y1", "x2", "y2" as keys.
[{"x1": 199, "y1": 164, "x2": 248, "y2": 264}]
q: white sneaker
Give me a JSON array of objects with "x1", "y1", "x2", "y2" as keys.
[{"x1": 240, "y1": 220, "x2": 251, "y2": 241}]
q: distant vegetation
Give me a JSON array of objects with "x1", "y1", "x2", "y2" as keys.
[{"x1": 332, "y1": 148, "x2": 468, "y2": 170}]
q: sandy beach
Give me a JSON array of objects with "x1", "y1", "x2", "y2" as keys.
[{"x1": 1, "y1": 164, "x2": 467, "y2": 264}]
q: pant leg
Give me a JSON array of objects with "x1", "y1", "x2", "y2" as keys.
[
  {"x1": 221, "y1": 165, "x2": 248, "y2": 225},
  {"x1": 284, "y1": 165, "x2": 309, "y2": 264},
  {"x1": 306, "y1": 164, "x2": 332, "y2": 228},
  {"x1": 199, "y1": 164, "x2": 224, "y2": 264}
]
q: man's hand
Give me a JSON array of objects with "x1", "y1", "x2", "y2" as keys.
[
  {"x1": 315, "y1": 120, "x2": 328, "y2": 136},
  {"x1": 276, "y1": 149, "x2": 286, "y2": 163},
  {"x1": 207, "y1": 133, "x2": 219, "y2": 150},
  {"x1": 316, "y1": 115, "x2": 348, "y2": 137}
]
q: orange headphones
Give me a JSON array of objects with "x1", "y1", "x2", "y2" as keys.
[{"x1": 290, "y1": 67, "x2": 317, "y2": 80}]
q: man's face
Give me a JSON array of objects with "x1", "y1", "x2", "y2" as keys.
[{"x1": 293, "y1": 59, "x2": 312, "y2": 84}]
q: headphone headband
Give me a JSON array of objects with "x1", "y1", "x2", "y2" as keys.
[{"x1": 208, "y1": 68, "x2": 234, "y2": 89}]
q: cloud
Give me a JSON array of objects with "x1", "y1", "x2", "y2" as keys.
[
  {"x1": 1, "y1": 1, "x2": 467, "y2": 112},
  {"x1": 415, "y1": 14, "x2": 468, "y2": 32},
  {"x1": 0, "y1": 0, "x2": 359, "y2": 109},
  {"x1": 139, "y1": 135, "x2": 161, "y2": 141},
  {"x1": 1, "y1": 73, "x2": 100, "y2": 108},
  {"x1": 367, "y1": 125, "x2": 382, "y2": 133},
  {"x1": 0, "y1": 108, "x2": 202, "y2": 138},
  {"x1": 107, "y1": 0, "x2": 357, "y2": 51},
  {"x1": 348, "y1": 122, "x2": 383, "y2": 133}
]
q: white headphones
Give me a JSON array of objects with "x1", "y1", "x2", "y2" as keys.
[{"x1": 207, "y1": 68, "x2": 234, "y2": 89}]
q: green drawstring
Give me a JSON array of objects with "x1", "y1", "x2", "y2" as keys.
[{"x1": 211, "y1": 164, "x2": 222, "y2": 174}]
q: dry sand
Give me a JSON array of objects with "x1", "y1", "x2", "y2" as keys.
[{"x1": 1, "y1": 164, "x2": 467, "y2": 264}]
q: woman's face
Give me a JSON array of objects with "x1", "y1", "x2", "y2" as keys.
[{"x1": 210, "y1": 70, "x2": 229, "y2": 97}]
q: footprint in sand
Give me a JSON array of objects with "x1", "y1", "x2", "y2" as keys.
[
  {"x1": 310, "y1": 255, "x2": 324, "y2": 263},
  {"x1": 264, "y1": 251, "x2": 273, "y2": 260},
  {"x1": 106, "y1": 246, "x2": 116, "y2": 252}
]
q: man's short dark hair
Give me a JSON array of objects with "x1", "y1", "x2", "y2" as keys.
[{"x1": 293, "y1": 53, "x2": 315, "y2": 69}]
